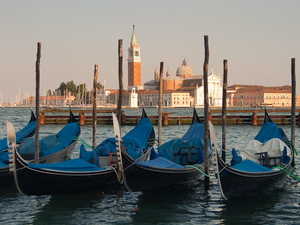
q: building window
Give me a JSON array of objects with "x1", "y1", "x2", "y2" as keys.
[{"x1": 135, "y1": 51, "x2": 139, "y2": 57}]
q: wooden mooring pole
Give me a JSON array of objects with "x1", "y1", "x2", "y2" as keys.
[
  {"x1": 117, "y1": 39, "x2": 123, "y2": 129},
  {"x1": 158, "y1": 62, "x2": 164, "y2": 147},
  {"x1": 291, "y1": 58, "x2": 296, "y2": 165},
  {"x1": 222, "y1": 59, "x2": 227, "y2": 162},
  {"x1": 35, "y1": 42, "x2": 41, "y2": 163},
  {"x1": 203, "y1": 35, "x2": 210, "y2": 191},
  {"x1": 92, "y1": 64, "x2": 98, "y2": 149}
]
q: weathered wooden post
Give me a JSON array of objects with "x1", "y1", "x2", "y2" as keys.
[
  {"x1": 35, "y1": 42, "x2": 41, "y2": 163},
  {"x1": 117, "y1": 39, "x2": 123, "y2": 129},
  {"x1": 158, "y1": 62, "x2": 164, "y2": 147},
  {"x1": 121, "y1": 112, "x2": 126, "y2": 124},
  {"x1": 291, "y1": 58, "x2": 296, "y2": 165},
  {"x1": 79, "y1": 112, "x2": 85, "y2": 125},
  {"x1": 208, "y1": 113, "x2": 212, "y2": 122},
  {"x1": 92, "y1": 64, "x2": 98, "y2": 149},
  {"x1": 163, "y1": 113, "x2": 168, "y2": 126},
  {"x1": 203, "y1": 35, "x2": 210, "y2": 191},
  {"x1": 40, "y1": 112, "x2": 45, "y2": 125},
  {"x1": 222, "y1": 59, "x2": 228, "y2": 161},
  {"x1": 251, "y1": 112, "x2": 257, "y2": 126}
]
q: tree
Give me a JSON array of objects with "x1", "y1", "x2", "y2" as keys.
[
  {"x1": 96, "y1": 82, "x2": 104, "y2": 90},
  {"x1": 56, "y1": 82, "x2": 67, "y2": 96},
  {"x1": 47, "y1": 90, "x2": 51, "y2": 96},
  {"x1": 66, "y1": 80, "x2": 77, "y2": 95}
]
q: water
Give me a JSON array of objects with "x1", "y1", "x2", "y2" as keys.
[{"x1": 0, "y1": 107, "x2": 299, "y2": 225}]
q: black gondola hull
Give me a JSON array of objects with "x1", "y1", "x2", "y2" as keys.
[
  {"x1": 217, "y1": 154, "x2": 292, "y2": 199},
  {"x1": 121, "y1": 108, "x2": 210, "y2": 192},
  {"x1": 122, "y1": 150, "x2": 207, "y2": 191},
  {"x1": 14, "y1": 152, "x2": 120, "y2": 195},
  {"x1": 0, "y1": 167, "x2": 14, "y2": 189}
]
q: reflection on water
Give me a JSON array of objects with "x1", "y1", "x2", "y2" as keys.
[{"x1": 0, "y1": 107, "x2": 300, "y2": 224}]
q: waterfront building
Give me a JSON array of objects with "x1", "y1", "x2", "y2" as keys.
[
  {"x1": 22, "y1": 94, "x2": 75, "y2": 107},
  {"x1": 227, "y1": 85, "x2": 296, "y2": 107}
]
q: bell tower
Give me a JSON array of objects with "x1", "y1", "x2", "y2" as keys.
[{"x1": 128, "y1": 25, "x2": 141, "y2": 88}]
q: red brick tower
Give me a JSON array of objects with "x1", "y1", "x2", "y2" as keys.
[{"x1": 128, "y1": 25, "x2": 141, "y2": 88}]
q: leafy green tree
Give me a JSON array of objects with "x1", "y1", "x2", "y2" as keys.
[
  {"x1": 96, "y1": 82, "x2": 104, "y2": 90},
  {"x1": 56, "y1": 82, "x2": 67, "y2": 96},
  {"x1": 66, "y1": 80, "x2": 77, "y2": 95}
]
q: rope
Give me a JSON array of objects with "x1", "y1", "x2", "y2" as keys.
[
  {"x1": 185, "y1": 164, "x2": 210, "y2": 178},
  {"x1": 73, "y1": 137, "x2": 93, "y2": 149},
  {"x1": 111, "y1": 166, "x2": 124, "y2": 184},
  {"x1": 291, "y1": 142, "x2": 298, "y2": 156},
  {"x1": 272, "y1": 165, "x2": 300, "y2": 181},
  {"x1": 217, "y1": 143, "x2": 226, "y2": 152}
]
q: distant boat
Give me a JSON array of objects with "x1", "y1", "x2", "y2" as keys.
[
  {"x1": 120, "y1": 108, "x2": 213, "y2": 191},
  {"x1": 213, "y1": 109, "x2": 295, "y2": 199},
  {"x1": 1, "y1": 110, "x2": 80, "y2": 189},
  {"x1": 9, "y1": 109, "x2": 154, "y2": 195}
]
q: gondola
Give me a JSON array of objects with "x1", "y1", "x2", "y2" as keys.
[
  {"x1": 120, "y1": 108, "x2": 213, "y2": 191},
  {"x1": 9, "y1": 109, "x2": 154, "y2": 195},
  {"x1": 212, "y1": 109, "x2": 295, "y2": 199},
  {"x1": 0, "y1": 109, "x2": 36, "y2": 152},
  {"x1": 3, "y1": 110, "x2": 80, "y2": 190},
  {"x1": 0, "y1": 109, "x2": 36, "y2": 188}
]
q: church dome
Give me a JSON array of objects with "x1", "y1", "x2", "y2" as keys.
[{"x1": 176, "y1": 59, "x2": 193, "y2": 78}]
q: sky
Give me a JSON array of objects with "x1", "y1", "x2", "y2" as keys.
[{"x1": 0, "y1": 0, "x2": 299, "y2": 103}]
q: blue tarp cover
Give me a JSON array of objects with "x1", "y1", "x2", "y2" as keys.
[
  {"x1": 0, "y1": 120, "x2": 36, "y2": 163},
  {"x1": 157, "y1": 123, "x2": 211, "y2": 165},
  {"x1": 135, "y1": 157, "x2": 184, "y2": 169},
  {"x1": 0, "y1": 120, "x2": 36, "y2": 151},
  {"x1": 254, "y1": 122, "x2": 283, "y2": 143},
  {"x1": 18, "y1": 122, "x2": 79, "y2": 157},
  {"x1": 181, "y1": 122, "x2": 205, "y2": 141},
  {"x1": 80, "y1": 117, "x2": 153, "y2": 164},
  {"x1": 232, "y1": 159, "x2": 273, "y2": 172},
  {"x1": 0, "y1": 161, "x2": 8, "y2": 168},
  {"x1": 28, "y1": 158, "x2": 105, "y2": 172}
]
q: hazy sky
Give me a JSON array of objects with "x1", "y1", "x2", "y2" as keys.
[{"x1": 1, "y1": 0, "x2": 299, "y2": 102}]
